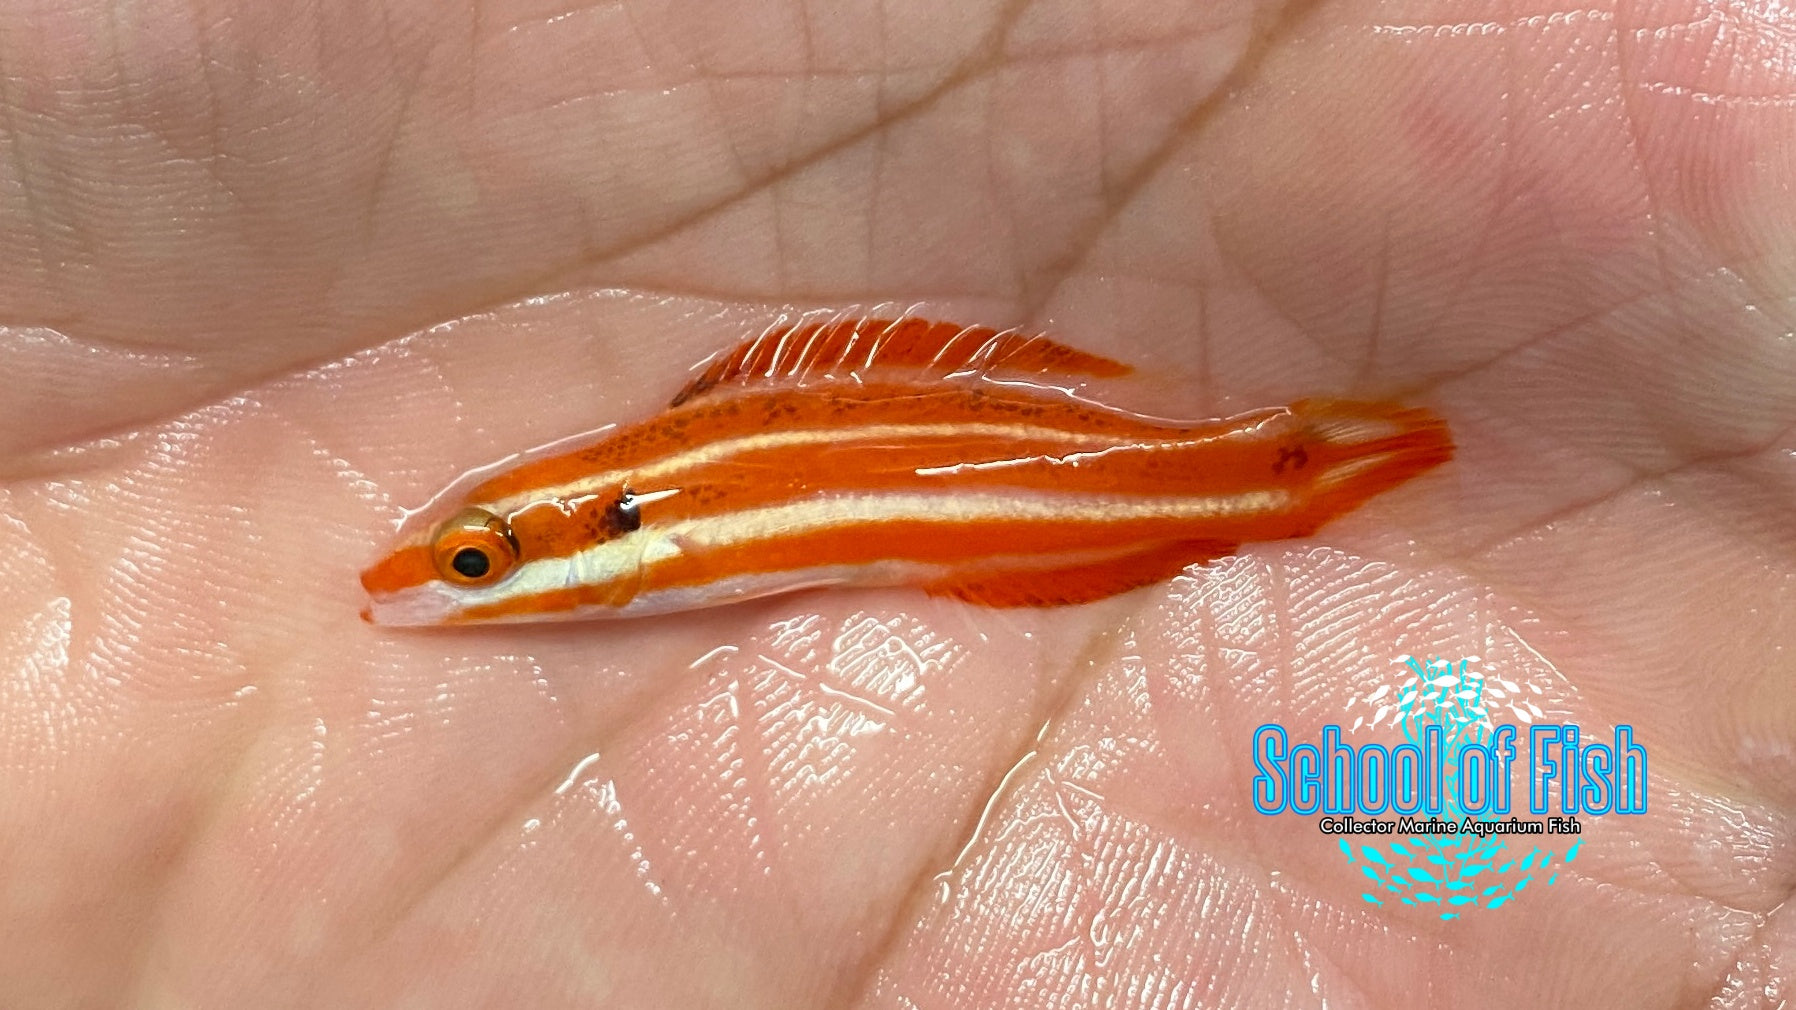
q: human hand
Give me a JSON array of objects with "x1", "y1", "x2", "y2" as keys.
[{"x1": 2, "y1": 0, "x2": 1791, "y2": 1006}]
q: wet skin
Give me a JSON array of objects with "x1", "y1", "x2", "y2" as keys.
[{"x1": 1, "y1": 0, "x2": 1794, "y2": 1007}]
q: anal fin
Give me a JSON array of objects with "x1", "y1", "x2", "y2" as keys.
[{"x1": 924, "y1": 540, "x2": 1237, "y2": 608}]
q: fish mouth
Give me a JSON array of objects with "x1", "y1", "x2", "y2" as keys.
[
  {"x1": 360, "y1": 545, "x2": 438, "y2": 596},
  {"x1": 361, "y1": 585, "x2": 460, "y2": 627},
  {"x1": 360, "y1": 544, "x2": 461, "y2": 626}
]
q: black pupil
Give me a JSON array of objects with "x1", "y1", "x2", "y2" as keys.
[{"x1": 451, "y1": 547, "x2": 491, "y2": 579}]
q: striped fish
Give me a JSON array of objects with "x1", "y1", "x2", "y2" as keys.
[{"x1": 360, "y1": 317, "x2": 1453, "y2": 624}]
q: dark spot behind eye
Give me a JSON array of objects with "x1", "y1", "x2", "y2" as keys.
[
  {"x1": 607, "y1": 490, "x2": 643, "y2": 533},
  {"x1": 451, "y1": 547, "x2": 491, "y2": 578},
  {"x1": 1273, "y1": 444, "x2": 1309, "y2": 474}
]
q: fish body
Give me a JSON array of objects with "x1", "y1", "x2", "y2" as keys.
[{"x1": 360, "y1": 317, "x2": 1452, "y2": 624}]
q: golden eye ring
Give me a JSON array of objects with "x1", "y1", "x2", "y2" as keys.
[{"x1": 432, "y1": 509, "x2": 518, "y2": 587}]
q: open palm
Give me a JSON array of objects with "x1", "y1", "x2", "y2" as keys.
[{"x1": 3, "y1": 0, "x2": 1792, "y2": 1006}]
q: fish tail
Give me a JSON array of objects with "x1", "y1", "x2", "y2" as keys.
[{"x1": 1291, "y1": 398, "x2": 1455, "y2": 519}]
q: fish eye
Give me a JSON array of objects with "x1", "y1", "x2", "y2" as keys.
[
  {"x1": 432, "y1": 509, "x2": 518, "y2": 587},
  {"x1": 450, "y1": 547, "x2": 490, "y2": 578}
]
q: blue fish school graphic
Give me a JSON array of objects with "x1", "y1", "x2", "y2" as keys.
[{"x1": 1250, "y1": 657, "x2": 1649, "y2": 919}]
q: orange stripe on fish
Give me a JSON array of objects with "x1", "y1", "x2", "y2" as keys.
[{"x1": 360, "y1": 316, "x2": 1453, "y2": 625}]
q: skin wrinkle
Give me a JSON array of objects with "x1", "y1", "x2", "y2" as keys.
[
  {"x1": 607, "y1": 0, "x2": 1039, "y2": 253},
  {"x1": 1094, "y1": 0, "x2": 1115, "y2": 201},
  {"x1": 1194, "y1": 281, "x2": 1212, "y2": 408},
  {"x1": 142, "y1": 8, "x2": 240, "y2": 211},
  {"x1": 865, "y1": 92, "x2": 889, "y2": 291},
  {"x1": 1409, "y1": 7, "x2": 1525, "y2": 359},
  {"x1": 1611, "y1": 2, "x2": 1692, "y2": 359},
  {"x1": 1463, "y1": 423, "x2": 1796, "y2": 560},
  {"x1": 8, "y1": 321, "x2": 228, "y2": 359},
  {"x1": 718, "y1": 663, "x2": 799, "y2": 918},
  {"x1": 464, "y1": 0, "x2": 480, "y2": 115},
  {"x1": 981, "y1": 67, "x2": 1015, "y2": 302},
  {"x1": 1216, "y1": 11, "x2": 1767, "y2": 413},
  {"x1": 1009, "y1": 0, "x2": 1330, "y2": 320},
  {"x1": 0, "y1": 44, "x2": 54, "y2": 293},
  {"x1": 494, "y1": 1, "x2": 628, "y2": 36},
  {"x1": 122, "y1": 704, "x2": 280, "y2": 1009},
  {"x1": 0, "y1": 0, "x2": 1039, "y2": 461},
  {"x1": 355, "y1": 643, "x2": 704, "y2": 952},
  {"x1": 824, "y1": 609, "x2": 1139, "y2": 1010},
  {"x1": 1697, "y1": 933, "x2": 1767, "y2": 1010},
  {"x1": 798, "y1": 0, "x2": 818, "y2": 93},
  {"x1": 48, "y1": 533, "x2": 267, "y2": 1006},
  {"x1": 293, "y1": 423, "x2": 387, "y2": 505},
  {"x1": 1350, "y1": 219, "x2": 1392, "y2": 393},
  {"x1": 1381, "y1": 284, "x2": 1658, "y2": 402},
  {"x1": 1038, "y1": 770, "x2": 1112, "y2": 989},
  {"x1": 1649, "y1": 815, "x2": 1765, "y2": 916},
  {"x1": 685, "y1": 28, "x2": 757, "y2": 213},
  {"x1": 1602, "y1": 127, "x2": 1730, "y2": 463},
  {"x1": 773, "y1": 157, "x2": 793, "y2": 295},
  {"x1": 1700, "y1": 909, "x2": 1786, "y2": 1009},
  {"x1": 757, "y1": 650, "x2": 895, "y2": 719},
  {"x1": 191, "y1": 3, "x2": 237, "y2": 207},
  {"x1": 1216, "y1": 247, "x2": 1366, "y2": 376},
  {"x1": 361, "y1": 1, "x2": 422, "y2": 249},
  {"x1": 1022, "y1": 611, "x2": 1312, "y2": 1005},
  {"x1": 723, "y1": 669, "x2": 783, "y2": 878},
  {"x1": 868, "y1": 0, "x2": 893, "y2": 312},
  {"x1": 537, "y1": 66, "x2": 964, "y2": 86}
]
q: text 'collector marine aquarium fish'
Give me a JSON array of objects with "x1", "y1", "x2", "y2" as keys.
[{"x1": 360, "y1": 317, "x2": 1452, "y2": 624}]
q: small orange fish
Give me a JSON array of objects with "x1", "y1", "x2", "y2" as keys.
[{"x1": 360, "y1": 317, "x2": 1452, "y2": 624}]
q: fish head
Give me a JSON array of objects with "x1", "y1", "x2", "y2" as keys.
[{"x1": 360, "y1": 482, "x2": 645, "y2": 626}]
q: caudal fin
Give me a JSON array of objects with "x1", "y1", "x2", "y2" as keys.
[{"x1": 1292, "y1": 399, "x2": 1455, "y2": 523}]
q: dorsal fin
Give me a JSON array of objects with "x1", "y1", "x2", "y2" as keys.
[{"x1": 670, "y1": 316, "x2": 1133, "y2": 407}]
